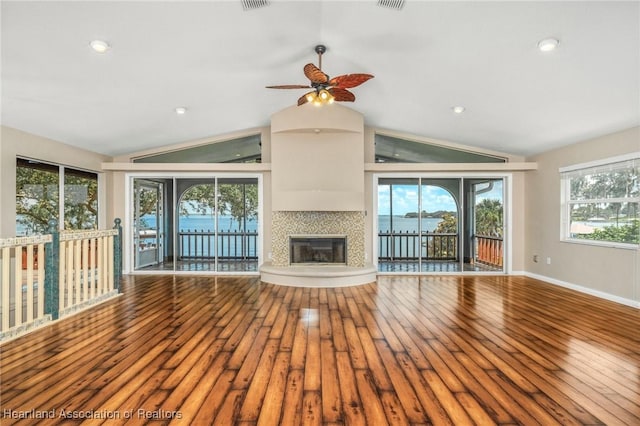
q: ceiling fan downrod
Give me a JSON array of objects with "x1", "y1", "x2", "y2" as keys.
[{"x1": 315, "y1": 44, "x2": 326, "y2": 70}]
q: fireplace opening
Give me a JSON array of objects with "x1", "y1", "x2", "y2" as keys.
[{"x1": 290, "y1": 236, "x2": 346, "y2": 265}]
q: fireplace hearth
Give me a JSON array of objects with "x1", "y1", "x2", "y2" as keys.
[{"x1": 290, "y1": 236, "x2": 346, "y2": 265}]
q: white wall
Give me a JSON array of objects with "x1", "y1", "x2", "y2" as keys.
[{"x1": 525, "y1": 126, "x2": 640, "y2": 306}]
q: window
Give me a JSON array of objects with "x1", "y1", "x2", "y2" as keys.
[
  {"x1": 16, "y1": 158, "x2": 99, "y2": 235},
  {"x1": 132, "y1": 134, "x2": 261, "y2": 163},
  {"x1": 561, "y1": 153, "x2": 639, "y2": 247},
  {"x1": 374, "y1": 134, "x2": 506, "y2": 163}
]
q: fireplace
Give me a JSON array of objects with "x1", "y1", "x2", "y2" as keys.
[
  {"x1": 290, "y1": 235, "x2": 346, "y2": 265},
  {"x1": 262, "y1": 212, "x2": 376, "y2": 286}
]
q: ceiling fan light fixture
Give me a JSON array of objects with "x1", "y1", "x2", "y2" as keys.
[
  {"x1": 311, "y1": 89, "x2": 334, "y2": 106},
  {"x1": 266, "y1": 44, "x2": 373, "y2": 106}
]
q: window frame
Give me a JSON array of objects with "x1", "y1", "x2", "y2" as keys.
[
  {"x1": 16, "y1": 157, "x2": 100, "y2": 235},
  {"x1": 560, "y1": 152, "x2": 640, "y2": 249}
]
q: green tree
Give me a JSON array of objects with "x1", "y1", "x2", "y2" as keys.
[
  {"x1": 434, "y1": 212, "x2": 457, "y2": 233},
  {"x1": 430, "y1": 213, "x2": 457, "y2": 258},
  {"x1": 570, "y1": 167, "x2": 638, "y2": 221},
  {"x1": 475, "y1": 199, "x2": 503, "y2": 237},
  {"x1": 218, "y1": 184, "x2": 258, "y2": 225},
  {"x1": 179, "y1": 183, "x2": 258, "y2": 228},
  {"x1": 576, "y1": 220, "x2": 639, "y2": 244},
  {"x1": 16, "y1": 164, "x2": 97, "y2": 234}
]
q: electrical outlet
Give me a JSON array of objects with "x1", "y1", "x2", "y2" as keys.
[
  {"x1": 546, "y1": 257, "x2": 551, "y2": 265},
  {"x1": 533, "y1": 255, "x2": 539, "y2": 263}
]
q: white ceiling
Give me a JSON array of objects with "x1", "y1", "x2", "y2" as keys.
[{"x1": 2, "y1": 1, "x2": 639, "y2": 157}]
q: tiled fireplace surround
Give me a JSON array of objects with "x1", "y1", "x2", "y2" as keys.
[{"x1": 271, "y1": 211, "x2": 365, "y2": 267}]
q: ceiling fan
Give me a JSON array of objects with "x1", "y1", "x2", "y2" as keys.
[{"x1": 266, "y1": 44, "x2": 374, "y2": 106}]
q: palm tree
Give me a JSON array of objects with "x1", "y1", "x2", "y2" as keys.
[{"x1": 475, "y1": 199, "x2": 503, "y2": 237}]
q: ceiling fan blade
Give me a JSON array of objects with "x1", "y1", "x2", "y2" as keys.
[
  {"x1": 266, "y1": 84, "x2": 312, "y2": 89},
  {"x1": 298, "y1": 91, "x2": 315, "y2": 106},
  {"x1": 329, "y1": 88, "x2": 356, "y2": 102},
  {"x1": 303, "y1": 63, "x2": 329, "y2": 84},
  {"x1": 329, "y1": 73, "x2": 374, "y2": 89}
]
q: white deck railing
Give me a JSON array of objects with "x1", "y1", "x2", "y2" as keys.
[
  {"x1": 0, "y1": 220, "x2": 122, "y2": 342},
  {"x1": 58, "y1": 229, "x2": 120, "y2": 317},
  {"x1": 0, "y1": 235, "x2": 51, "y2": 336}
]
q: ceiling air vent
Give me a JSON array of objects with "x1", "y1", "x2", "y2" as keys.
[
  {"x1": 241, "y1": 0, "x2": 269, "y2": 11},
  {"x1": 377, "y1": 0, "x2": 404, "y2": 10}
]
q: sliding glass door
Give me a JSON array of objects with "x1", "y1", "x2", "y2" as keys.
[
  {"x1": 378, "y1": 178, "x2": 461, "y2": 272},
  {"x1": 377, "y1": 176, "x2": 505, "y2": 273},
  {"x1": 132, "y1": 175, "x2": 259, "y2": 273}
]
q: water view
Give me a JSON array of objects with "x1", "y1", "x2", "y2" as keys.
[{"x1": 378, "y1": 215, "x2": 444, "y2": 233}]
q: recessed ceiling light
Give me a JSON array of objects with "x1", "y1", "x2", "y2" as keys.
[
  {"x1": 89, "y1": 40, "x2": 110, "y2": 54},
  {"x1": 452, "y1": 106, "x2": 466, "y2": 114},
  {"x1": 537, "y1": 38, "x2": 559, "y2": 52},
  {"x1": 175, "y1": 107, "x2": 187, "y2": 115}
]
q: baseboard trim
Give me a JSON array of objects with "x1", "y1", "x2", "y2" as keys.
[{"x1": 524, "y1": 271, "x2": 639, "y2": 308}]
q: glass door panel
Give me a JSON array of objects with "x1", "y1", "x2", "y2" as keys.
[
  {"x1": 420, "y1": 179, "x2": 460, "y2": 272},
  {"x1": 465, "y1": 178, "x2": 504, "y2": 271},
  {"x1": 217, "y1": 178, "x2": 259, "y2": 272},
  {"x1": 377, "y1": 178, "x2": 420, "y2": 272},
  {"x1": 133, "y1": 179, "x2": 164, "y2": 269},
  {"x1": 176, "y1": 181, "x2": 217, "y2": 271}
]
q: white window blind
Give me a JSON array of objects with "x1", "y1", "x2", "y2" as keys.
[{"x1": 560, "y1": 152, "x2": 639, "y2": 247}]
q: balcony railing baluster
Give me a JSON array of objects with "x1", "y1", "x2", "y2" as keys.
[
  {"x1": 178, "y1": 230, "x2": 258, "y2": 260},
  {"x1": 474, "y1": 235, "x2": 503, "y2": 268},
  {"x1": 378, "y1": 231, "x2": 458, "y2": 261}
]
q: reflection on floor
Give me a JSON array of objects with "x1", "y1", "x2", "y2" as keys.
[
  {"x1": 138, "y1": 260, "x2": 499, "y2": 274},
  {"x1": 139, "y1": 260, "x2": 258, "y2": 272},
  {"x1": 378, "y1": 261, "x2": 502, "y2": 273}
]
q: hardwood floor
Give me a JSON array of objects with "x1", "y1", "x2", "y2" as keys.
[{"x1": 1, "y1": 274, "x2": 639, "y2": 425}]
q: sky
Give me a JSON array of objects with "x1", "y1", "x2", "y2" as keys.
[{"x1": 378, "y1": 181, "x2": 503, "y2": 215}]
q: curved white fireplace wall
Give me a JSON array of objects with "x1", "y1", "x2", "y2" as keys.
[
  {"x1": 270, "y1": 103, "x2": 364, "y2": 212},
  {"x1": 264, "y1": 103, "x2": 373, "y2": 286}
]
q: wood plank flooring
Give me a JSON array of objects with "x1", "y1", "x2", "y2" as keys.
[{"x1": 1, "y1": 274, "x2": 639, "y2": 425}]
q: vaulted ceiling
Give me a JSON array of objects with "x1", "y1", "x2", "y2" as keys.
[{"x1": 2, "y1": 1, "x2": 638, "y2": 157}]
